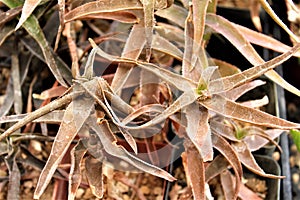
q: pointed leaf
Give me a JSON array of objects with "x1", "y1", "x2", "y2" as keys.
[
  {"x1": 222, "y1": 80, "x2": 266, "y2": 101},
  {"x1": 259, "y1": 0, "x2": 299, "y2": 42},
  {"x1": 34, "y1": 88, "x2": 94, "y2": 199},
  {"x1": 0, "y1": 91, "x2": 81, "y2": 141},
  {"x1": 85, "y1": 155, "x2": 104, "y2": 199},
  {"x1": 0, "y1": 6, "x2": 22, "y2": 27},
  {"x1": 200, "y1": 94, "x2": 300, "y2": 129},
  {"x1": 15, "y1": 0, "x2": 42, "y2": 30},
  {"x1": 111, "y1": 23, "x2": 146, "y2": 94},
  {"x1": 1, "y1": 0, "x2": 69, "y2": 87},
  {"x1": 212, "y1": 133, "x2": 242, "y2": 200},
  {"x1": 87, "y1": 117, "x2": 176, "y2": 182},
  {"x1": 209, "y1": 42, "x2": 300, "y2": 94},
  {"x1": 205, "y1": 155, "x2": 230, "y2": 182},
  {"x1": 234, "y1": 23, "x2": 300, "y2": 56},
  {"x1": 206, "y1": 13, "x2": 300, "y2": 97},
  {"x1": 64, "y1": 0, "x2": 143, "y2": 23},
  {"x1": 185, "y1": 103, "x2": 213, "y2": 161},
  {"x1": 233, "y1": 142, "x2": 284, "y2": 178},
  {"x1": 212, "y1": 134, "x2": 243, "y2": 199},
  {"x1": 68, "y1": 139, "x2": 88, "y2": 200},
  {"x1": 182, "y1": 144, "x2": 205, "y2": 200},
  {"x1": 220, "y1": 170, "x2": 235, "y2": 200}
]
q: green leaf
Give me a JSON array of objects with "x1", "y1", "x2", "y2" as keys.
[{"x1": 290, "y1": 129, "x2": 300, "y2": 152}]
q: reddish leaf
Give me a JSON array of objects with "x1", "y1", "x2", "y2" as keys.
[
  {"x1": 212, "y1": 133, "x2": 242, "y2": 200},
  {"x1": 85, "y1": 156, "x2": 104, "y2": 199},
  {"x1": 68, "y1": 139, "x2": 88, "y2": 200},
  {"x1": 233, "y1": 142, "x2": 284, "y2": 179}
]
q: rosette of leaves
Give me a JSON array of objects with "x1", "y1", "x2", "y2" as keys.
[{"x1": 1, "y1": 0, "x2": 300, "y2": 199}]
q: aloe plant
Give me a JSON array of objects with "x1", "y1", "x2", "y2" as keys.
[{"x1": 1, "y1": 0, "x2": 300, "y2": 199}]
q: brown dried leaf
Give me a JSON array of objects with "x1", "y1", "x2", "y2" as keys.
[
  {"x1": 85, "y1": 155, "x2": 104, "y2": 199},
  {"x1": 64, "y1": 0, "x2": 143, "y2": 23},
  {"x1": 205, "y1": 155, "x2": 230, "y2": 182},
  {"x1": 185, "y1": 103, "x2": 213, "y2": 161},
  {"x1": 182, "y1": 142, "x2": 205, "y2": 200},
  {"x1": 206, "y1": 13, "x2": 300, "y2": 97},
  {"x1": 220, "y1": 170, "x2": 235, "y2": 200},
  {"x1": 233, "y1": 142, "x2": 284, "y2": 179},
  {"x1": 87, "y1": 117, "x2": 176, "y2": 181},
  {"x1": 155, "y1": 4, "x2": 187, "y2": 28},
  {"x1": 5, "y1": 149, "x2": 21, "y2": 200},
  {"x1": 212, "y1": 133, "x2": 242, "y2": 200},
  {"x1": 200, "y1": 94, "x2": 300, "y2": 129},
  {"x1": 111, "y1": 24, "x2": 146, "y2": 94},
  {"x1": 222, "y1": 80, "x2": 266, "y2": 101},
  {"x1": 208, "y1": 37, "x2": 300, "y2": 94},
  {"x1": 34, "y1": 87, "x2": 95, "y2": 199},
  {"x1": 68, "y1": 139, "x2": 88, "y2": 200},
  {"x1": 67, "y1": 11, "x2": 139, "y2": 23}
]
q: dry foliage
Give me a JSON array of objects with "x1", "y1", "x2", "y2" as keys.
[{"x1": 1, "y1": 0, "x2": 300, "y2": 199}]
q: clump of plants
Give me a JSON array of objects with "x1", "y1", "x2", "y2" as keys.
[{"x1": 1, "y1": 0, "x2": 300, "y2": 199}]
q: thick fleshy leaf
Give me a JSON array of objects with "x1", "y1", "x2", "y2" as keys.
[
  {"x1": 64, "y1": 0, "x2": 143, "y2": 23},
  {"x1": 239, "y1": 182, "x2": 263, "y2": 200},
  {"x1": 240, "y1": 95, "x2": 269, "y2": 108},
  {"x1": 15, "y1": 0, "x2": 42, "y2": 30},
  {"x1": 34, "y1": 87, "x2": 94, "y2": 199},
  {"x1": 220, "y1": 170, "x2": 235, "y2": 200},
  {"x1": 68, "y1": 139, "x2": 88, "y2": 200},
  {"x1": 141, "y1": 0, "x2": 155, "y2": 60},
  {"x1": 85, "y1": 155, "x2": 104, "y2": 199},
  {"x1": 233, "y1": 142, "x2": 284, "y2": 179},
  {"x1": 155, "y1": 4, "x2": 187, "y2": 28},
  {"x1": 122, "y1": 104, "x2": 164, "y2": 125},
  {"x1": 182, "y1": 144, "x2": 205, "y2": 200},
  {"x1": 206, "y1": 13, "x2": 300, "y2": 97},
  {"x1": 222, "y1": 80, "x2": 266, "y2": 101},
  {"x1": 111, "y1": 23, "x2": 146, "y2": 94},
  {"x1": 152, "y1": 34, "x2": 183, "y2": 60},
  {"x1": 185, "y1": 103, "x2": 213, "y2": 161},
  {"x1": 244, "y1": 129, "x2": 283, "y2": 151},
  {"x1": 87, "y1": 117, "x2": 176, "y2": 182},
  {"x1": 90, "y1": 39, "x2": 197, "y2": 91},
  {"x1": 208, "y1": 42, "x2": 300, "y2": 94},
  {"x1": 212, "y1": 133, "x2": 242, "y2": 200},
  {"x1": 66, "y1": 11, "x2": 139, "y2": 23},
  {"x1": 200, "y1": 94, "x2": 300, "y2": 129},
  {"x1": 250, "y1": 0, "x2": 262, "y2": 31},
  {"x1": 234, "y1": 23, "x2": 300, "y2": 57},
  {"x1": 205, "y1": 155, "x2": 230, "y2": 182},
  {"x1": 33, "y1": 86, "x2": 67, "y2": 100},
  {"x1": 79, "y1": 78, "x2": 137, "y2": 154},
  {"x1": 11, "y1": 54, "x2": 22, "y2": 114},
  {"x1": 0, "y1": 110, "x2": 64, "y2": 124}
]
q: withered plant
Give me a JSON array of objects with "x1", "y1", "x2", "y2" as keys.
[{"x1": 1, "y1": 0, "x2": 300, "y2": 199}]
